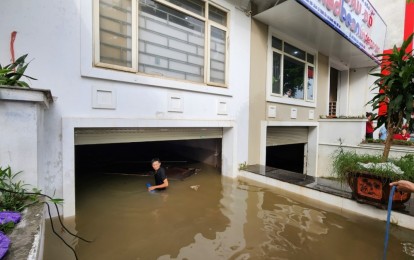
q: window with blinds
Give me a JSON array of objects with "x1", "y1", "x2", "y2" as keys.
[{"x1": 94, "y1": 0, "x2": 229, "y2": 87}]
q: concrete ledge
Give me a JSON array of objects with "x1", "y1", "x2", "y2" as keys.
[
  {"x1": 0, "y1": 86, "x2": 53, "y2": 108},
  {"x1": 239, "y1": 170, "x2": 414, "y2": 230},
  {"x1": 4, "y1": 202, "x2": 45, "y2": 260}
]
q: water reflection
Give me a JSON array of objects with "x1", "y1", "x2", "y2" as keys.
[
  {"x1": 158, "y1": 176, "x2": 248, "y2": 259},
  {"x1": 44, "y1": 164, "x2": 414, "y2": 259}
]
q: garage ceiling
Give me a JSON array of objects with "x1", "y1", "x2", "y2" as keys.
[{"x1": 75, "y1": 127, "x2": 223, "y2": 145}]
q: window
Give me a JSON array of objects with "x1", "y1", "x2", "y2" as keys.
[
  {"x1": 271, "y1": 36, "x2": 315, "y2": 101},
  {"x1": 95, "y1": 0, "x2": 229, "y2": 87}
]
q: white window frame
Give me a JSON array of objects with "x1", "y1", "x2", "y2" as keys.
[
  {"x1": 93, "y1": 0, "x2": 229, "y2": 87},
  {"x1": 206, "y1": 2, "x2": 229, "y2": 87},
  {"x1": 266, "y1": 29, "x2": 317, "y2": 108},
  {"x1": 93, "y1": 0, "x2": 138, "y2": 72}
]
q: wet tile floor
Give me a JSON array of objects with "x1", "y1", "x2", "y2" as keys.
[{"x1": 244, "y1": 164, "x2": 414, "y2": 216}]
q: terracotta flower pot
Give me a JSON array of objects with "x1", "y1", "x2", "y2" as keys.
[{"x1": 347, "y1": 172, "x2": 411, "y2": 209}]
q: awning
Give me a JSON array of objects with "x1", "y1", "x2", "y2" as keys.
[{"x1": 253, "y1": 0, "x2": 386, "y2": 69}]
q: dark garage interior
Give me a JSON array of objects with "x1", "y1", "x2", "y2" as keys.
[
  {"x1": 266, "y1": 143, "x2": 305, "y2": 174},
  {"x1": 75, "y1": 138, "x2": 222, "y2": 176}
]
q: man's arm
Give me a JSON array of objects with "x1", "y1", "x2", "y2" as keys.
[
  {"x1": 390, "y1": 180, "x2": 414, "y2": 193},
  {"x1": 148, "y1": 179, "x2": 169, "y2": 191}
]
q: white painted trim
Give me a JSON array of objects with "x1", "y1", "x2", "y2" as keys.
[
  {"x1": 131, "y1": 0, "x2": 138, "y2": 71},
  {"x1": 303, "y1": 143, "x2": 308, "y2": 175},
  {"x1": 318, "y1": 118, "x2": 366, "y2": 122},
  {"x1": 260, "y1": 121, "x2": 267, "y2": 165},
  {"x1": 266, "y1": 121, "x2": 318, "y2": 127},
  {"x1": 222, "y1": 127, "x2": 238, "y2": 178},
  {"x1": 62, "y1": 117, "x2": 236, "y2": 217},
  {"x1": 156, "y1": 0, "x2": 207, "y2": 22},
  {"x1": 265, "y1": 28, "x2": 318, "y2": 107},
  {"x1": 207, "y1": 23, "x2": 228, "y2": 87},
  {"x1": 92, "y1": 0, "x2": 100, "y2": 68},
  {"x1": 319, "y1": 142, "x2": 414, "y2": 153},
  {"x1": 268, "y1": 27, "x2": 318, "y2": 55},
  {"x1": 62, "y1": 120, "x2": 75, "y2": 218},
  {"x1": 85, "y1": 0, "x2": 231, "y2": 91},
  {"x1": 92, "y1": 86, "x2": 117, "y2": 109},
  {"x1": 307, "y1": 125, "x2": 319, "y2": 177},
  {"x1": 239, "y1": 171, "x2": 414, "y2": 230},
  {"x1": 267, "y1": 95, "x2": 317, "y2": 108},
  {"x1": 262, "y1": 121, "x2": 319, "y2": 176},
  {"x1": 0, "y1": 87, "x2": 53, "y2": 108},
  {"x1": 318, "y1": 142, "x2": 360, "y2": 148}
]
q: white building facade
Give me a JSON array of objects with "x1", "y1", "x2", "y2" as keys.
[
  {"x1": 0, "y1": 0, "x2": 251, "y2": 217},
  {"x1": 247, "y1": 0, "x2": 414, "y2": 179},
  {"x1": 1, "y1": 0, "x2": 413, "y2": 219}
]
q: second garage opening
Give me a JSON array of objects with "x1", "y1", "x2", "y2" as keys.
[{"x1": 266, "y1": 126, "x2": 308, "y2": 174}]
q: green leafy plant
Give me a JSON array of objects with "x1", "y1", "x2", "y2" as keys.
[
  {"x1": 0, "y1": 166, "x2": 40, "y2": 211},
  {"x1": 0, "y1": 54, "x2": 36, "y2": 88},
  {"x1": 0, "y1": 165, "x2": 88, "y2": 259},
  {"x1": 0, "y1": 221, "x2": 15, "y2": 234},
  {"x1": 238, "y1": 161, "x2": 248, "y2": 171},
  {"x1": 368, "y1": 33, "x2": 414, "y2": 161},
  {"x1": 332, "y1": 150, "x2": 414, "y2": 183}
]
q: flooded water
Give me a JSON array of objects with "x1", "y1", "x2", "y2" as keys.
[{"x1": 44, "y1": 163, "x2": 414, "y2": 259}]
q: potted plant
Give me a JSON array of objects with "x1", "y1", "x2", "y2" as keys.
[
  {"x1": 332, "y1": 33, "x2": 414, "y2": 209},
  {"x1": 333, "y1": 150, "x2": 414, "y2": 209},
  {"x1": 0, "y1": 54, "x2": 36, "y2": 88}
]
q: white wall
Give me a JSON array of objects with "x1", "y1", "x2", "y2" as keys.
[
  {"x1": 0, "y1": 98, "x2": 42, "y2": 187},
  {"x1": 348, "y1": 67, "x2": 378, "y2": 116},
  {"x1": 319, "y1": 119, "x2": 366, "y2": 146},
  {"x1": 371, "y1": 0, "x2": 406, "y2": 49},
  {"x1": 317, "y1": 119, "x2": 366, "y2": 177},
  {"x1": 0, "y1": 0, "x2": 251, "y2": 217}
]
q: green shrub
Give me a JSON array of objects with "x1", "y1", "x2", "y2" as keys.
[
  {"x1": 0, "y1": 54, "x2": 36, "y2": 88},
  {"x1": 332, "y1": 150, "x2": 414, "y2": 183},
  {"x1": 0, "y1": 166, "x2": 39, "y2": 211}
]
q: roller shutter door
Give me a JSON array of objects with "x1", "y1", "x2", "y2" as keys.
[
  {"x1": 75, "y1": 127, "x2": 223, "y2": 145},
  {"x1": 266, "y1": 127, "x2": 308, "y2": 146}
]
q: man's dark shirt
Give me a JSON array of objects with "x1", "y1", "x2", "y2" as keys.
[{"x1": 154, "y1": 167, "x2": 167, "y2": 186}]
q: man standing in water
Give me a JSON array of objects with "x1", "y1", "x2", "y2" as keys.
[{"x1": 148, "y1": 158, "x2": 169, "y2": 191}]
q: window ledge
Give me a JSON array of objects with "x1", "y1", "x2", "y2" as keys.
[
  {"x1": 81, "y1": 66, "x2": 233, "y2": 97},
  {"x1": 267, "y1": 95, "x2": 316, "y2": 108}
]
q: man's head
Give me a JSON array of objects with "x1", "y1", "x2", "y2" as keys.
[{"x1": 151, "y1": 158, "x2": 161, "y2": 171}]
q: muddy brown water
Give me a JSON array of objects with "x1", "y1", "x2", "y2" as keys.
[{"x1": 44, "y1": 163, "x2": 414, "y2": 259}]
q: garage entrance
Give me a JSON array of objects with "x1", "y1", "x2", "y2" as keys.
[
  {"x1": 75, "y1": 127, "x2": 223, "y2": 176},
  {"x1": 266, "y1": 126, "x2": 308, "y2": 174}
]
